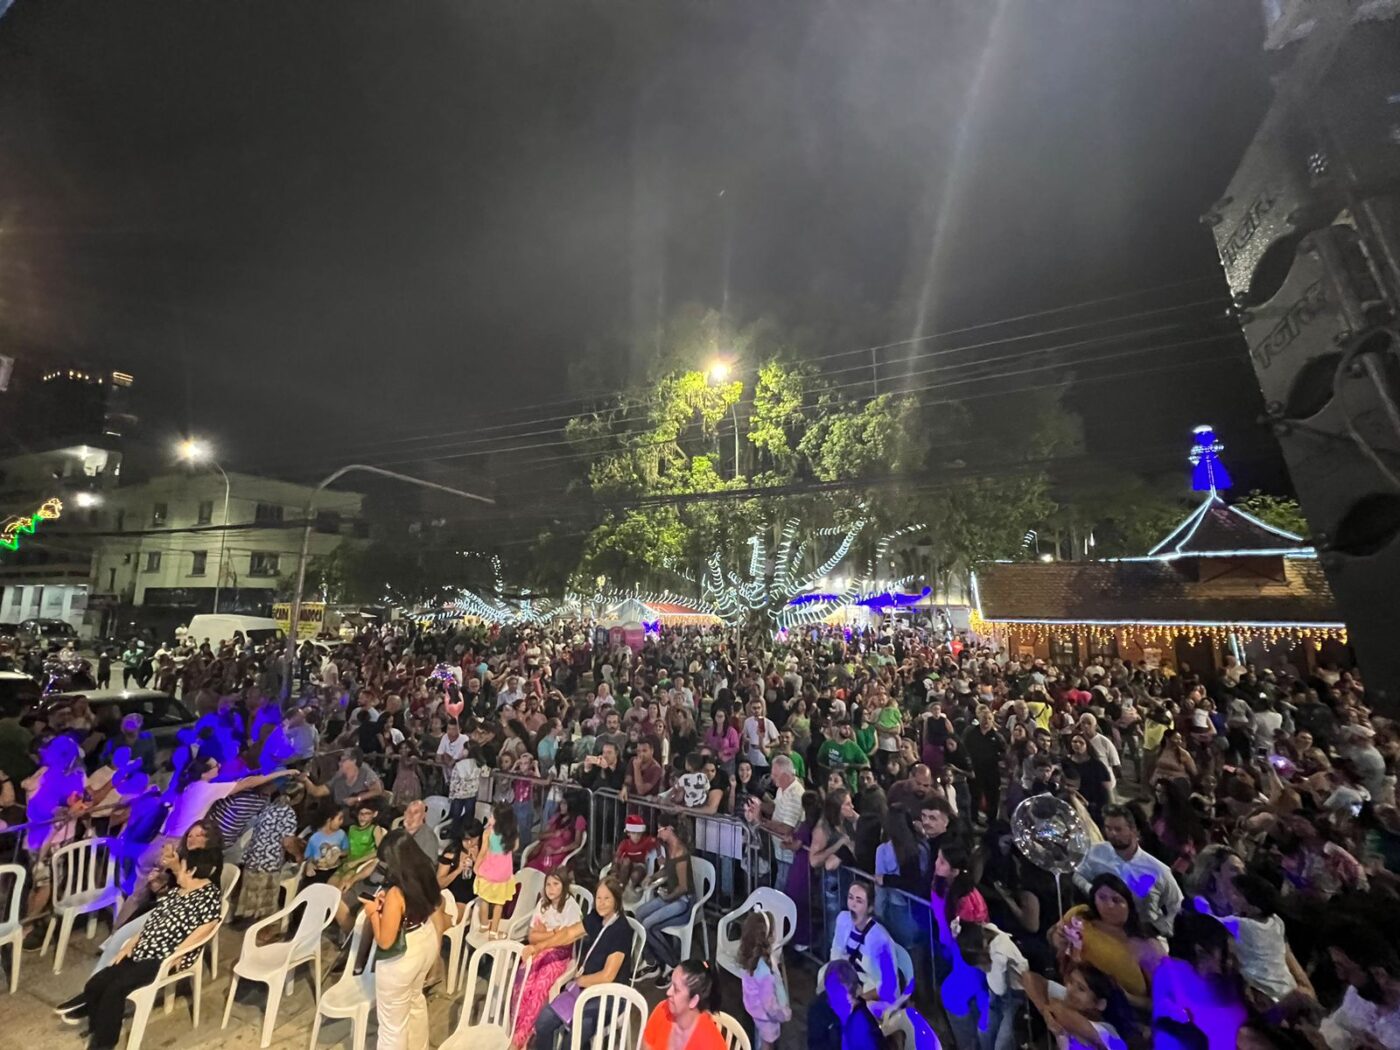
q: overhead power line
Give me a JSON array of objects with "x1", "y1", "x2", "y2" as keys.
[
  {"x1": 245, "y1": 277, "x2": 1226, "y2": 474},
  {"x1": 282, "y1": 312, "x2": 1236, "y2": 476},
  {"x1": 402, "y1": 329, "x2": 1243, "y2": 481}
]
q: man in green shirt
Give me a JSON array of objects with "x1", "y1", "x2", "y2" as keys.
[
  {"x1": 776, "y1": 729, "x2": 806, "y2": 780},
  {"x1": 814, "y1": 719, "x2": 868, "y2": 788},
  {"x1": 121, "y1": 644, "x2": 142, "y2": 689}
]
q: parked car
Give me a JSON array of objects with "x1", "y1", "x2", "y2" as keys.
[
  {"x1": 42, "y1": 689, "x2": 197, "y2": 751},
  {"x1": 17, "y1": 618, "x2": 79, "y2": 646},
  {"x1": 0, "y1": 670, "x2": 42, "y2": 719}
]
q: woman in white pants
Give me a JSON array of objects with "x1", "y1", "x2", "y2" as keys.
[{"x1": 362, "y1": 829, "x2": 442, "y2": 1050}]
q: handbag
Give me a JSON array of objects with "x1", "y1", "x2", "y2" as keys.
[{"x1": 548, "y1": 915, "x2": 618, "y2": 1023}]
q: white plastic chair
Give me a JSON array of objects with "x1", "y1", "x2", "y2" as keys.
[
  {"x1": 308, "y1": 911, "x2": 378, "y2": 1050},
  {"x1": 568, "y1": 982, "x2": 647, "y2": 1050},
  {"x1": 466, "y1": 867, "x2": 545, "y2": 950},
  {"x1": 438, "y1": 940, "x2": 529, "y2": 1050},
  {"x1": 887, "y1": 1005, "x2": 942, "y2": 1049},
  {"x1": 440, "y1": 889, "x2": 472, "y2": 995},
  {"x1": 0, "y1": 863, "x2": 26, "y2": 993},
  {"x1": 816, "y1": 940, "x2": 914, "y2": 1019},
  {"x1": 222, "y1": 882, "x2": 340, "y2": 1047},
  {"x1": 888, "y1": 942, "x2": 915, "y2": 1016},
  {"x1": 276, "y1": 861, "x2": 305, "y2": 932},
  {"x1": 208, "y1": 862, "x2": 241, "y2": 975},
  {"x1": 714, "y1": 1011, "x2": 753, "y2": 1050},
  {"x1": 714, "y1": 887, "x2": 797, "y2": 980},
  {"x1": 520, "y1": 829, "x2": 588, "y2": 872},
  {"x1": 93, "y1": 918, "x2": 144, "y2": 985},
  {"x1": 625, "y1": 916, "x2": 646, "y2": 986},
  {"x1": 569, "y1": 884, "x2": 593, "y2": 914},
  {"x1": 652, "y1": 855, "x2": 714, "y2": 963},
  {"x1": 43, "y1": 836, "x2": 124, "y2": 974},
  {"x1": 423, "y1": 794, "x2": 451, "y2": 833},
  {"x1": 124, "y1": 904, "x2": 225, "y2": 1050}
]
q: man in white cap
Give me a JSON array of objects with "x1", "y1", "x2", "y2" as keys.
[{"x1": 102, "y1": 713, "x2": 156, "y2": 775}]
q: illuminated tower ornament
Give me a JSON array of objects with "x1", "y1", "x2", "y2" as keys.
[{"x1": 1188, "y1": 425, "x2": 1232, "y2": 493}]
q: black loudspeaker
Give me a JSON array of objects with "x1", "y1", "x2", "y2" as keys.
[{"x1": 1208, "y1": 13, "x2": 1400, "y2": 707}]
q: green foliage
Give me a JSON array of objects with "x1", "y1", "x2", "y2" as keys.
[
  {"x1": 495, "y1": 305, "x2": 1232, "y2": 604},
  {"x1": 1234, "y1": 491, "x2": 1308, "y2": 537}
]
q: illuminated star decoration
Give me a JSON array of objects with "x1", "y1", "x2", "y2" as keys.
[
  {"x1": 0, "y1": 497, "x2": 63, "y2": 552},
  {"x1": 1188, "y1": 425, "x2": 1232, "y2": 493}
]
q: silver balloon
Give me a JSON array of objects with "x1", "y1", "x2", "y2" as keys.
[{"x1": 1011, "y1": 793, "x2": 1090, "y2": 874}]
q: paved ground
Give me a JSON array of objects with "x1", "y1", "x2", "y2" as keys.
[{"x1": 2, "y1": 915, "x2": 816, "y2": 1050}]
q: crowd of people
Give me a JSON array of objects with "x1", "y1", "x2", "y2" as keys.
[{"x1": 1, "y1": 613, "x2": 1398, "y2": 1050}]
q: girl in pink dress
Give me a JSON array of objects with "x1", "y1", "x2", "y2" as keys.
[{"x1": 510, "y1": 868, "x2": 584, "y2": 1049}]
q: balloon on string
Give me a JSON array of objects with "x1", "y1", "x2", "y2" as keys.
[
  {"x1": 443, "y1": 681, "x2": 464, "y2": 721},
  {"x1": 1011, "y1": 793, "x2": 1090, "y2": 874}
]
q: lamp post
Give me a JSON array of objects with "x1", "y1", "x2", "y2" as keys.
[
  {"x1": 178, "y1": 438, "x2": 232, "y2": 614},
  {"x1": 282, "y1": 464, "x2": 494, "y2": 698},
  {"x1": 707, "y1": 360, "x2": 741, "y2": 479}
]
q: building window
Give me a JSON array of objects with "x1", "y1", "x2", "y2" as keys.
[
  {"x1": 144, "y1": 552, "x2": 162, "y2": 573},
  {"x1": 116, "y1": 509, "x2": 125, "y2": 533},
  {"x1": 190, "y1": 551, "x2": 208, "y2": 576},
  {"x1": 1050, "y1": 634, "x2": 1078, "y2": 666},
  {"x1": 254, "y1": 503, "x2": 283, "y2": 524},
  {"x1": 197, "y1": 500, "x2": 214, "y2": 525},
  {"x1": 314, "y1": 510, "x2": 339, "y2": 534},
  {"x1": 151, "y1": 502, "x2": 168, "y2": 526},
  {"x1": 249, "y1": 552, "x2": 279, "y2": 577}
]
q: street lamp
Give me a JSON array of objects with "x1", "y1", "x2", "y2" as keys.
[
  {"x1": 177, "y1": 437, "x2": 232, "y2": 615},
  {"x1": 706, "y1": 359, "x2": 741, "y2": 479},
  {"x1": 282, "y1": 464, "x2": 494, "y2": 698}
]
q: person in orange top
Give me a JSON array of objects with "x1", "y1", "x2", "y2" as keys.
[{"x1": 642, "y1": 960, "x2": 728, "y2": 1050}]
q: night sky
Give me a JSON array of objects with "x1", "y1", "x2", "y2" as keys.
[{"x1": 0, "y1": 1, "x2": 1286, "y2": 492}]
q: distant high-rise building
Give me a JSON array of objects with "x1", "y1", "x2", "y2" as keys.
[{"x1": 0, "y1": 357, "x2": 138, "y2": 447}]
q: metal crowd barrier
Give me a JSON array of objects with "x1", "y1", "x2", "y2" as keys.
[{"x1": 587, "y1": 788, "x2": 765, "y2": 919}]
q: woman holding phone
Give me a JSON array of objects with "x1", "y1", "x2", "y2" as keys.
[{"x1": 363, "y1": 829, "x2": 442, "y2": 1050}]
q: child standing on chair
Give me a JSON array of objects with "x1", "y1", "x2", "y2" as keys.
[
  {"x1": 739, "y1": 910, "x2": 791, "y2": 1050},
  {"x1": 474, "y1": 803, "x2": 518, "y2": 938}
]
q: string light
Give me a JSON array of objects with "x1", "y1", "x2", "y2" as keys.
[
  {"x1": 0, "y1": 497, "x2": 63, "y2": 553},
  {"x1": 968, "y1": 610, "x2": 1347, "y2": 649}
]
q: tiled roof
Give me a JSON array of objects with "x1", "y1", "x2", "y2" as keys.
[
  {"x1": 1148, "y1": 493, "x2": 1308, "y2": 558},
  {"x1": 976, "y1": 558, "x2": 1340, "y2": 624}
]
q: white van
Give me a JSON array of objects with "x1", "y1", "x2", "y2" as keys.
[{"x1": 182, "y1": 614, "x2": 283, "y2": 648}]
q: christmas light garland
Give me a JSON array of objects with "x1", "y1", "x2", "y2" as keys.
[
  {"x1": 968, "y1": 610, "x2": 1347, "y2": 650},
  {"x1": 0, "y1": 497, "x2": 62, "y2": 553}
]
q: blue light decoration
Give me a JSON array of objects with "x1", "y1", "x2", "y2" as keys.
[
  {"x1": 789, "y1": 586, "x2": 932, "y2": 611},
  {"x1": 1189, "y1": 424, "x2": 1232, "y2": 493}
]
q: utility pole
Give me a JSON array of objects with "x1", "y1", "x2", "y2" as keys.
[
  {"x1": 1207, "y1": 0, "x2": 1400, "y2": 707},
  {"x1": 281, "y1": 465, "x2": 493, "y2": 699}
]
